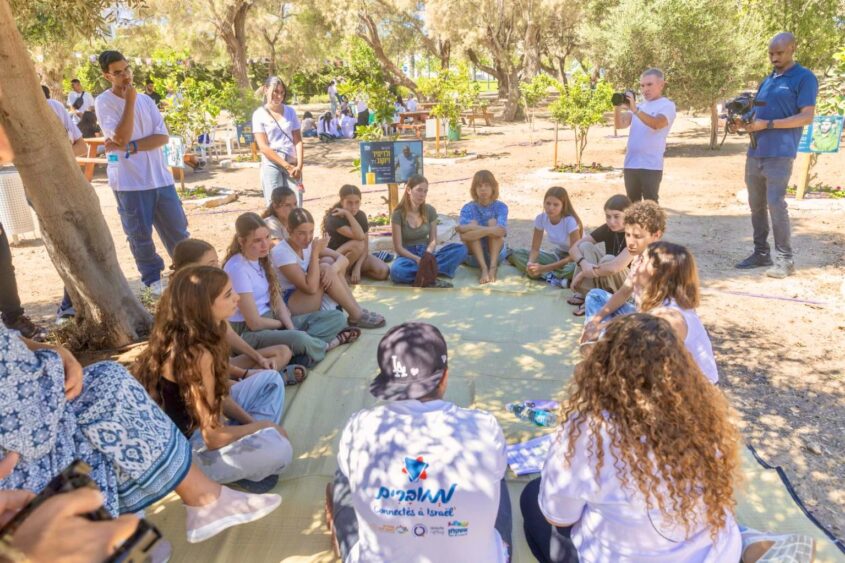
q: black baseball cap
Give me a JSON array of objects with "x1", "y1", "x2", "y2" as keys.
[{"x1": 370, "y1": 322, "x2": 448, "y2": 401}]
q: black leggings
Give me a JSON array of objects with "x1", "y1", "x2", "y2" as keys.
[
  {"x1": 0, "y1": 224, "x2": 24, "y2": 323},
  {"x1": 520, "y1": 478, "x2": 579, "y2": 562}
]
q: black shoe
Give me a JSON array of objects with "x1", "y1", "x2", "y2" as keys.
[
  {"x1": 234, "y1": 474, "x2": 279, "y2": 494},
  {"x1": 4, "y1": 315, "x2": 44, "y2": 340},
  {"x1": 735, "y1": 253, "x2": 773, "y2": 269}
]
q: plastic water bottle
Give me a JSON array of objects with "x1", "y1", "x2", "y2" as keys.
[{"x1": 506, "y1": 402, "x2": 558, "y2": 427}]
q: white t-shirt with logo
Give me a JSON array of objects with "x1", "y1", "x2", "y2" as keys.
[
  {"x1": 252, "y1": 105, "x2": 301, "y2": 162},
  {"x1": 624, "y1": 97, "x2": 677, "y2": 170},
  {"x1": 539, "y1": 421, "x2": 742, "y2": 563},
  {"x1": 534, "y1": 213, "x2": 580, "y2": 253},
  {"x1": 270, "y1": 240, "x2": 312, "y2": 291},
  {"x1": 95, "y1": 89, "x2": 174, "y2": 192},
  {"x1": 47, "y1": 99, "x2": 82, "y2": 143},
  {"x1": 224, "y1": 253, "x2": 272, "y2": 322},
  {"x1": 337, "y1": 400, "x2": 508, "y2": 563}
]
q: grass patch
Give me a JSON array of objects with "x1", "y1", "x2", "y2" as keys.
[{"x1": 552, "y1": 162, "x2": 615, "y2": 173}]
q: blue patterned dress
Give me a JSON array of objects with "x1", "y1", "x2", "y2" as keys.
[{"x1": 0, "y1": 324, "x2": 192, "y2": 515}]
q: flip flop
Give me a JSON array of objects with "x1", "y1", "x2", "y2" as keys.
[
  {"x1": 280, "y1": 364, "x2": 307, "y2": 385},
  {"x1": 573, "y1": 304, "x2": 586, "y2": 317},
  {"x1": 567, "y1": 294, "x2": 585, "y2": 305}
]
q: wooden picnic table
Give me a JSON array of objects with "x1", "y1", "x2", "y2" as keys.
[
  {"x1": 399, "y1": 111, "x2": 429, "y2": 124},
  {"x1": 78, "y1": 137, "x2": 107, "y2": 181},
  {"x1": 397, "y1": 111, "x2": 430, "y2": 139}
]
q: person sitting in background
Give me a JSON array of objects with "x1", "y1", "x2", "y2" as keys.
[
  {"x1": 405, "y1": 93, "x2": 418, "y2": 112},
  {"x1": 261, "y1": 186, "x2": 298, "y2": 241},
  {"x1": 339, "y1": 109, "x2": 356, "y2": 139},
  {"x1": 135, "y1": 265, "x2": 293, "y2": 492},
  {"x1": 318, "y1": 112, "x2": 340, "y2": 141},
  {"x1": 0, "y1": 322, "x2": 280, "y2": 544},
  {"x1": 327, "y1": 322, "x2": 511, "y2": 562},
  {"x1": 302, "y1": 111, "x2": 318, "y2": 138}
]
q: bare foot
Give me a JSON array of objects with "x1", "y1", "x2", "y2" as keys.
[
  {"x1": 489, "y1": 267, "x2": 498, "y2": 283},
  {"x1": 479, "y1": 269, "x2": 490, "y2": 284}
]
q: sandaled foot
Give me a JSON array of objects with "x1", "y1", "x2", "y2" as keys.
[
  {"x1": 567, "y1": 294, "x2": 585, "y2": 305},
  {"x1": 573, "y1": 304, "x2": 586, "y2": 316},
  {"x1": 430, "y1": 279, "x2": 453, "y2": 288},
  {"x1": 741, "y1": 529, "x2": 815, "y2": 563},
  {"x1": 350, "y1": 309, "x2": 385, "y2": 329},
  {"x1": 280, "y1": 364, "x2": 307, "y2": 385},
  {"x1": 336, "y1": 326, "x2": 361, "y2": 345}
]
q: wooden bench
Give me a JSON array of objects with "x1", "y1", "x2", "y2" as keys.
[
  {"x1": 461, "y1": 107, "x2": 494, "y2": 127},
  {"x1": 76, "y1": 157, "x2": 108, "y2": 181},
  {"x1": 397, "y1": 122, "x2": 425, "y2": 138},
  {"x1": 75, "y1": 157, "x2": 185, "y2": 189}
]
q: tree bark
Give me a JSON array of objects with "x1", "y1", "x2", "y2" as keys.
[
  {"x1": 709, "y1": 101, "x2": 719, "y2": 150},
  {"x1": 212, "y1": 0, "x2": 252, "y2": 89},
  {"x1": 0, "y1": 0, "x2": 151, "y2": 347},
  {"x1": 358, "y1": 13, "x2": 418, "y2": 93}
]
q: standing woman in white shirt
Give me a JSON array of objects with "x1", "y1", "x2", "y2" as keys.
[
  {"x1": 253, "y1": 76, "x2": 305, "y2": 207},
  {"x1": 521, "y1": 313, "x2": 743, "y2": 563}
]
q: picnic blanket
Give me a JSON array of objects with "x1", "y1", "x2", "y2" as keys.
[{"x1": 147, "y1": 264, "x2": 844, "y2": 562}]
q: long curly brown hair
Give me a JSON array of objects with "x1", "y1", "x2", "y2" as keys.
[
  {"x1": 560, "y1": 313, "x2": 740, "y2": 538},
  {"x1": 133, "y1": 265, "x2": 231, "y2": 434}
]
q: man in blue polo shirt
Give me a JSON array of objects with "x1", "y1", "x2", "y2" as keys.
[{"x1": 735, "y1": 32, "x2": 817, "y2": 278}]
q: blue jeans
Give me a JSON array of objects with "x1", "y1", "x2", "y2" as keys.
[
  {"x1": 114, "y1": 185, "x2": 189, "y2": 287},
  {"x1": 585, "y1": 289, "x2": 637, "y2": 323},
  {"x1": 745, "y1": 156, "x2": 793, "y2": 260},
  {"x1": 260, "y1": 159, "x2": 303, "y2": 207},
  {"x1": 390, "y1": 243, "x2": 468, "y2": 284}
]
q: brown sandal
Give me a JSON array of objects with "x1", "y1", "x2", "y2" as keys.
[
  {"x1": 573, "y1": 304, "x2": 586, "y2": 316},
  {"x1": 336, "y1": 326, "x2": 361, "y2": 345}
]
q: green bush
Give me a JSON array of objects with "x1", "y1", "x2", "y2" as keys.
[{"x1": 549, "y1": 73, "x2": 613, "y2": 171}]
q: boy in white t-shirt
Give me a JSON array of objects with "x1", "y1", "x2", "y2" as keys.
[
  {"x1": 328, "y1": 323, "x2": 512, "y2": 563},
  {"x1": 94, "y1": 50, "x2": 189, "y2": 290}
]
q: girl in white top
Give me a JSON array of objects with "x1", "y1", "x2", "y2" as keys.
[
  {"x1": 631, "y1": 241, "x2": 719, "y2": 383},
  {"x1": 339, "y1": 109, "x2": 356, "y2": 139},
  {"x1": 522, "y1": 313, "x2": 742, "y2": 563},
  {"x1": 271, "y1": 208, "x2": 386, "y2": 329},
  {"x1": 317, "y1": 112, "x2": 340, "y2": 140},
  {"x1": 261, "y1": 186, "x2": 298, "y2": 241},
  {"x1": 508, "y1": 186, "x2": 584, "y2": 280}
]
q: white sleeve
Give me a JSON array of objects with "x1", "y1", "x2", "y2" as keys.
[
  {"x1": 66, "y1": 115, "x2": 82, "y2": 142},
  {"x1": 337, "y1": 415, "x2": 357, "y2": 478},
  {"x1": 252, "y1": 109, "x2": 267, "y2": 134},
  {"x1": 288, "y1": 106, "x2": 301, "y2": 131},
  {"x1": 270, "y1": 242, "x2": 297, "y2": 269},
  {"x1": 225, "y1": 260, "x2": 254, "y2": 294},
  {"x1": 95, "y1": 96, "x2": 119, "y2": 140},
  {"x1": 566, "y1": 216, "x2": 580, "y2": 235},
  {"x1": 533, "y1": 213, "x2": 545, "y2": 231},
  {"x1": 537, "y1": 424, "x2": 594, "y2": 525},
  {"x1": 661, "y1": 99, "x2": 677, "y2": 128}
]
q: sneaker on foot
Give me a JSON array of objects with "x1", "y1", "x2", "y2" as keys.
[
  {"x1": 5, "y1": 315, "x2": 44, "y2": 340},
  {"x1": 55, "y1": 306, "x2": 76, "y2": 326},
  {"x1": 185, "y1": 486, "x2": 281, "y2": 543},
  {"x1": 234, "y1": 474, "x2": 279, "y2": 494},
  {"x1": 765, "y1": 260, "x2": 795, "y2": 279},
  {"x1": 146, "y1": 279, "x2": 166, "y2": 297},
  {"x1": 735, "y1": 252, "x2": 773, "y2": 269},
  {"x1": 740, "y1": 528, "x2": 815, "y2": 563}
]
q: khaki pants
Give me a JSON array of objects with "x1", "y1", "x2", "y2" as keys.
[{"x1": 572, "y1": 241, "x2": 628, "y2": 294}]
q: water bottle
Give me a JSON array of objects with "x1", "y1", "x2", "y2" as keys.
[{"x1": 506, "y1": 402, "x2": 557, "y2": 427}]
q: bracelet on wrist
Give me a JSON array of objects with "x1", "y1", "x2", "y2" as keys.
[{"x1": 576, "y1": 257, "x2": 585, "y2": 266}]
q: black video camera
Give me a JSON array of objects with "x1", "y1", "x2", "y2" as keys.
[
  {"x1": 0, "y1": 460, "x2": 171, "y2": 563},
  {"x1": 611, "y1": 90, "x2": 635, "y2": 107},
  {"x1": 721, "y1": 92, "x2": 766, "y2": 149}
]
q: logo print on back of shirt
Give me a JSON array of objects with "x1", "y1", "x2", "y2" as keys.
[{"x1": 402, "y1": 456, "x2": 428, "y2": 482}]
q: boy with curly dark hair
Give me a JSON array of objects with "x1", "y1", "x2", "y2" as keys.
[{"x1": 581, "y1": 201, "x2": 666, "y2": 342}]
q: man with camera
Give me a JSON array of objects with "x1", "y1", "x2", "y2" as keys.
[
  {"x1": 614, "y1": 68, "x2": 676, "y2": 203},
  {"x1": 734, "y1": 32, "x2": 817, "y2": 278}
]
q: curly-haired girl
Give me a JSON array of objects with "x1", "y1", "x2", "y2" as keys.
[{"x1": 521, "y1": 313, "x2": 742, "y2": 562}]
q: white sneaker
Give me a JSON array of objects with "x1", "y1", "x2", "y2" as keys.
[{"x1": 185, "y1": 486, "x2": 281, "y2": 543}]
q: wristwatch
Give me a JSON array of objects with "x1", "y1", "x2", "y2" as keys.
[{"x1": 767, "y1": 120, "x2": 775, "y2": 130}]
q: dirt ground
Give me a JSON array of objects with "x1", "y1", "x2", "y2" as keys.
[{"x1": 9, "y1": 103, "x2": 845, "y2": 539}]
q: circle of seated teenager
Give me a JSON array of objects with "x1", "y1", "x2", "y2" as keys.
[
  {"x1": 271, "y1": 208, "x2": 385, "y2": 329},
  {"x1": 262, "y1": 185, "x2": 297, "y2": 241},
  {"x1": 522, "y1": 313, "x2": 742, "y2": 562},
  {"x1": 456, "y1": 170, "x2": 509, "y2": 284},
  {"x1": 327, "y1": 322, "x2": 512, "y2": 562},
  {"x1": 567, "y1": 194, "x2": 633, "y2": 315},
  {"x1": 172, "y1": 238, "x2": 302, "y2": 383},
  {"x1": 509, "y1": 186, "x2": 584, "y2": 286},
  {"x1": 321, "y1": 184, "x2": 390, "y2": 284},
  {"x1": 223, "y1": 212, "x2": 359, "y2": 370},
  {"x1": 134, "y1": 265, "x2": 293, "y2": 492},
  {"x1": 0, "y1": 322, "x2": 280, "y2": 546},
  {"x1": 390, "y1": 174, "x2": 468, "y2": 288},
  {"x1": 583, "y1": 241, "x2": 720, "y2": 383}
]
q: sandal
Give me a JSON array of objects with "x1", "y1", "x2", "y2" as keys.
[
  {"x1": 430, "y1": 279, "x2": 453, "y2": 289},
  {"x1": 336, "y1": 326, "x2": 361, "y2": 345},
  {"x1": 566, "y1": 294, "x2": 585, "y2": 306},
  {"x1": 280, "y1": 364, "x2": 307, "y2": 385},
  {"x1": 350, "y1": 309, "x2": 385, "y2": 329},
  {"x1": 573, "y1": 304, "x2": 586, "y2": 317}
]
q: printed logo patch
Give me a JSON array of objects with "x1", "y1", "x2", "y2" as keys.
[{"x1": 402, "y1": 456, "x2": 429, "y2": 482}]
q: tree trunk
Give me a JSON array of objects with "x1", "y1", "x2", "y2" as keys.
[
  {"x1": 215, "y1": 0, "x2": 252, "y2": 89},
  {"x1": 501, "y1": 69, "x2": 524, "y2": 122},
  {"x1": 359, "y1": 14, "x2": 418, "y2": 93},
  {"x1": 709, "y1": 102, "x2": 719, "y2": 150},
  {"x1": 0, "y1": 0, "x2": 152, "y2": 347},
  {"x1": 523, "y1": 21, "x2": 542, "y2": 79}
]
